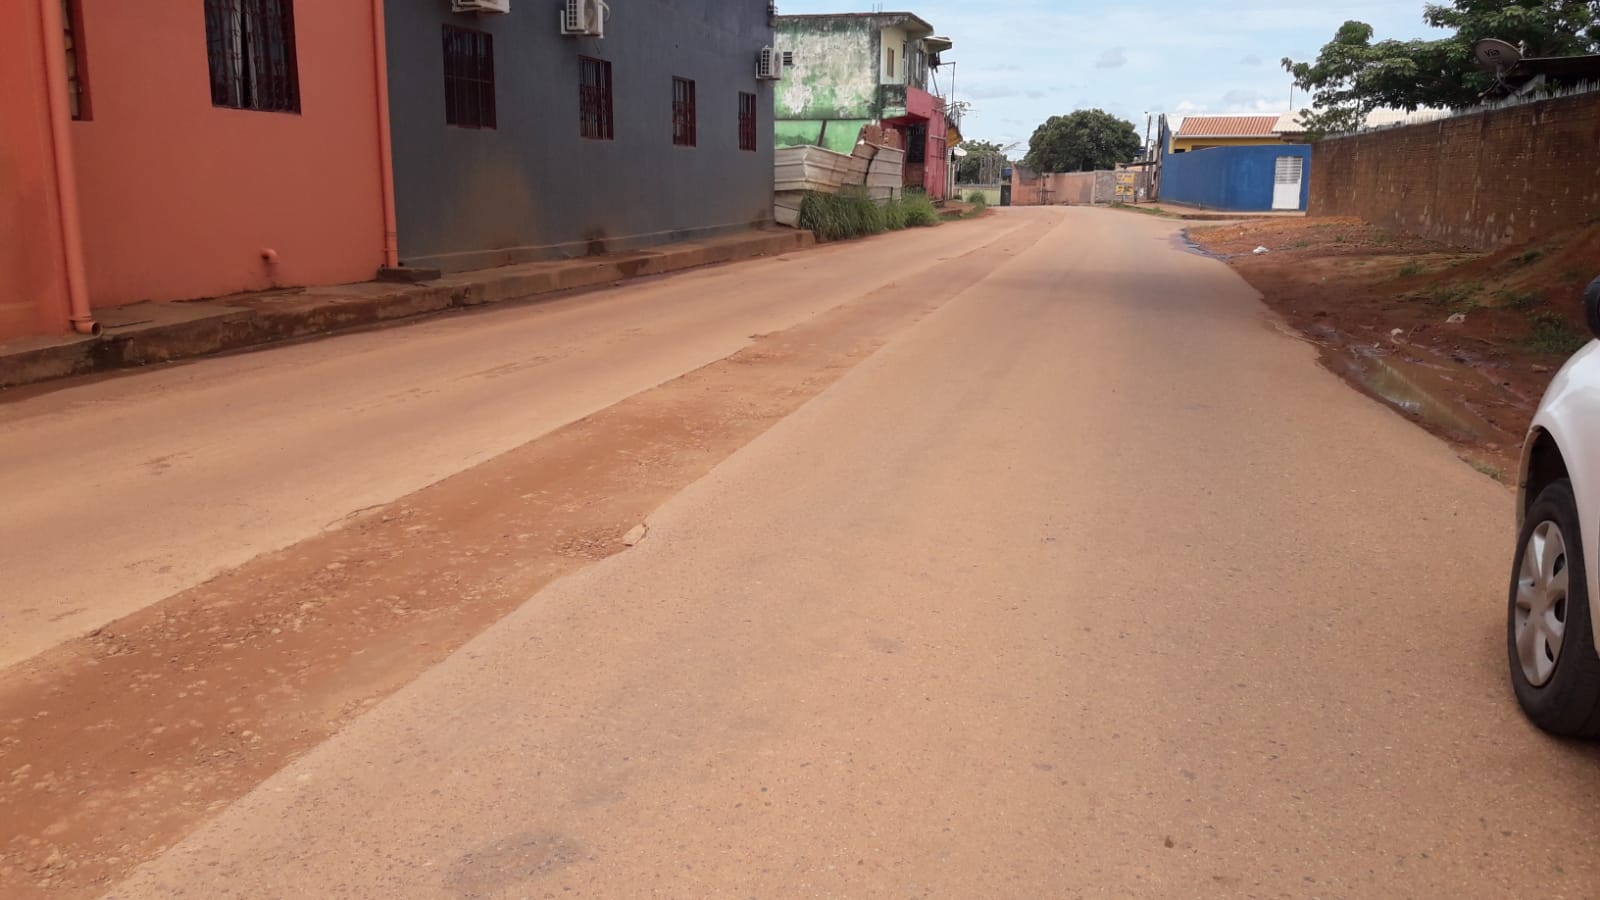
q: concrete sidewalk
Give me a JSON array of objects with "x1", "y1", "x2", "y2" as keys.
[{"x1": 0, "y1": 229, "x2": 814, "y2": 390}]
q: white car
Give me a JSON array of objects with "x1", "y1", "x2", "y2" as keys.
[{"x1": 1510, "y1": 276, "x2": 1600, "y2": 736}]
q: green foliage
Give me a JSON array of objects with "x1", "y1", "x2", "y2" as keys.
[
  {"x1": 797, "y1": 188, "x2": 936, "y2": 241},
  {"x1": 956, "y1": 140, "x2": 1008, "y2": 183},
  {"x1": 1398, "y1": 263, "x2": 1423, "y2": 276},
  {"x1": 1284, "y1": 2, "x2": 1600, "y2": 137},
  {"x1": 1498, "y1": 288, "x2": 1542, "y2": 309},
  {"x1": 965, "y1": 190, "x2": 989, "y2": 207},
  {"x1": 1415, "y1": 281, "x2": 1483, "y2": 308},
  {"x1": 1022, "y1": 109, "x2": 1143, "y2": 173},
  {"x1": 798, "y1": 188, "x2": 882, "y2": 241},
  {"x1": 1528, "y1": 311, "x2": 1588, "y2": 355},
  {"x1": 900, "y1": 191, "x2": 940, "y2": 227},
  {"x1": 881, "y1": 198, "x2": 908, "y2": 231},
  {"x1": 1518, "y1": 249, "x2": 1545, "y2": 265}
]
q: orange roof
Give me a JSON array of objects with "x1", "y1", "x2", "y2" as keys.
[{"x1": 1174, "y1": 115, "x2": 1283, "y2": 137}]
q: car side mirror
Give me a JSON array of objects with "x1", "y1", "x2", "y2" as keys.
[{"x1": 1586, "y1": 276, "x2": 1600, "y2": 340}]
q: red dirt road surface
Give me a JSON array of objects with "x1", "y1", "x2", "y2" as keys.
[{"x1": 4, "y1": 209, "x2": 1599, "y2": 898}]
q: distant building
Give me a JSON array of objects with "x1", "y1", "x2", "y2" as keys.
[
  {"x1": 1167, "y1": 115, "x2": 1292, "y2": 153},
  {"x1": 1154, "y1": 114, "x2": 1310, "y2": 212},
  {"x1": 773, "y1": 11, "x2": 954, "y2": 200}
]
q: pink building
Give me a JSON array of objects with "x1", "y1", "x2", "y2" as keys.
[{"x1": 1, "y1": 0, "x2": 395, "y2": 341}]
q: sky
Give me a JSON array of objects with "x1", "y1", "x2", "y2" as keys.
[{"x1": 775, "y1": 0, "x2": 1443, "y2": 150}]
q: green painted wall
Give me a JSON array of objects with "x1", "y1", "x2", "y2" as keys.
[
  {"x1": 775, "y1": 119, "x2": 873, "y2": 153},
  {"x1": 774, "y1": 18, "x2": 879, "y2": 121}
]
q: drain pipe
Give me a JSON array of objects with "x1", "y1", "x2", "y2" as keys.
[
  {"x1": 371, "y1": 0, "x2": 399, "y2": 269},
  {"x1": 39, "y1": 0, "x2": 99, "y2": 335}
]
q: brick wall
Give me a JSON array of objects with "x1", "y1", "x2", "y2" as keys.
[
  {"x1": 1309, "y1": 91, "x2": 1600, "y2": 250},
  {"x1": 1010, "y1": 168, "x2": 1141, "y2": 206}
]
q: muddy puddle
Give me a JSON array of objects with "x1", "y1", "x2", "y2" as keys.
[
  {"x1": 1171, "y1": 230, "x2": 1231, "y2": 260},
  {"x1": 1340, "y1": 347, "x2": 1507, "y2": 444}
]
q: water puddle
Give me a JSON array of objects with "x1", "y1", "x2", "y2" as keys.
[
  {"x1": 1170, "y1": 229, "x2": 1230, "y2": 260},
  {"x1": 1342, "y1": 349, "x2": 1498, "y2": 442}
]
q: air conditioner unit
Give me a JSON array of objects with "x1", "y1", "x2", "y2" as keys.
[
  {"x1": 452, "y1": 0, "x2": 510, "y2": 12},
  {"x1": 757, "y1": 46, "x2": 784, "y2": 80},
  {"x1": 559, "y1": 0, "x2": 608, "y2": 37}
]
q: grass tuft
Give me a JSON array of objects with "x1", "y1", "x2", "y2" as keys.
[{"x1": 1527, "y1": 311, "x2": 1588, "y2": 356}]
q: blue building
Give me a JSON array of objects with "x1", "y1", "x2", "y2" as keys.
[{"x1": 1155, "y1": 115, "x2": 1310, "y2": 212}]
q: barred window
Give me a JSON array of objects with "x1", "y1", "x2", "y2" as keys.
[
  {"x1": 204, "y1": 0, "x2": 300, "y2": 113},
  {"x1": 443, "y1": 25, "x2": 495, "y2": 129},
  {"x1": 905, "y1": 121, "x2": 927, "y2": 164},
  {"x1": 580, "y1": 57, "x2": 614, "y2": 140},
  {"x1": 63, "y1": 0, "x2": 90, "y2": 120},
  {"x1": 672, "y1": 77, "x2": 696, "y2": 147},
  {"x1": 738, "y1": 92, "x2": 757, "y2": 152}
]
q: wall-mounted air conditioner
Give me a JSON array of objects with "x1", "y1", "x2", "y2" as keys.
[
  {"x1": 757, "y1": 46, "x2": 784, "y2": 80},
  {"x1": 559, "y1": 0, "x2": 608, "y2": 37}
]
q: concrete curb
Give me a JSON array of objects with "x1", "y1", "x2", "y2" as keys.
[{"x1": 0, "y1": 230, "x2": 815, "y2": 391}]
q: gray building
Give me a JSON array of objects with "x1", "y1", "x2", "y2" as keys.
[{"x1": 385, "y1": 0, "x2": 777, "y2": 272}]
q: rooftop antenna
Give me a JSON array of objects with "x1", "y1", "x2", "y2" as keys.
[
  {"x1": 1473, "y1": 37, "x2": 1523, "y2": 94},
  {"x1": 1473, "y1": 38, "x2": 1522, "y2": 70}
]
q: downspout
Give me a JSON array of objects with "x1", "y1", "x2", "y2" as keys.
[
  {"x1": 38, "y1": 0, "x2": 99, "y2": 335},
  {"x1": 371, "y1": 0, "x2": 399, "y2": 268}
]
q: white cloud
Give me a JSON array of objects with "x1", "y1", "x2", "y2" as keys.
[{"x1": 1095, "y1": 47, "x2": 1128, "y2": 69}]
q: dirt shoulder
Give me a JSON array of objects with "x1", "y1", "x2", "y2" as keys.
[{"x1": 1189, "y1": 217, "x2": 1600, "y2": 479}]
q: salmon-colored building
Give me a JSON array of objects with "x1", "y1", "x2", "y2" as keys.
[{"x1": 2, "y1": 0, "x2": 395, "y2": 341}]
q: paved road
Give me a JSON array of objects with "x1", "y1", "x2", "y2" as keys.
[
  {"x1": 19, "y1": 208, "x2": 1600, "y2": 897},
  {"x1": 0, "y1": 219, "x2": 1014, "y2": 669}
]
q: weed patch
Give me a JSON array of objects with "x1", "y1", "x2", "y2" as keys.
[{"x1": 1527, "y1": 311, "x2": 1588, "y2": 356}]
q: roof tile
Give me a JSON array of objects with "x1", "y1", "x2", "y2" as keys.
[{"x1": 1174, "y1": 115, "x2": 1283, "y2": 137}]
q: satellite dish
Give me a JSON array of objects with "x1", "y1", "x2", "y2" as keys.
[
  {"x1": 951, "y1": 146, "x2": 969, "y2": 158},
  {"x1": 1474, "y1": 38, "x2": 1522, "y2": 72}
]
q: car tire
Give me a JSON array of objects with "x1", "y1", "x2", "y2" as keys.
[{"x1": 1508, "y1": 479, "x2": 1600, "y2": 737}]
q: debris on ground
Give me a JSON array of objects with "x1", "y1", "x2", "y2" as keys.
[{"x1": 1188, "y1": 216, "x2": 1600, "y2": 475}]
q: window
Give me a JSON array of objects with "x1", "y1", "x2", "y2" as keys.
[
  {"x1": 204, "y1": 0, "x2": 300, "y2": 113},
  {"x1": 63, "y1": 0, "x2": 90, "y2": 120},
  {"x1": 672, "y1": 77, "x2": 696, "y2": 147},
  {"x1": 905, "y1": 122, "x2": 927, "y2": 164},
  {"x1": 579, "y1": 56, "x2": 614, "y2": 140},
  {"x1": 886, "y1": 47, "x2": 895, "y2": 79},
  {"x1": 442, "y1": 25, "x2": 495, "y2": 129},
  {"x1": 738, "y1": 92, "x2": 757, "y2": 152}
]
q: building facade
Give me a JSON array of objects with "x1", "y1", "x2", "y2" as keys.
[
  {"x1": 1155, "y1": 116, "x2": 1311, "y2": 211},
  {"x1": 773, "y1": 12, "x2": 951, "y2": 200},
  {"x1": 2, "y1": 0, "x2": 392, "y2": 341},
  {"x1": 1166, "y1": 115, "x2": 1293, "y2": 153},
  {"x1": 384, "y1": 0, "x2": 777, "y2": 273}
]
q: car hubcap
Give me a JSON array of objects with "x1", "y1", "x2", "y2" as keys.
[{"x1": 1515, "y1": 520, "x2": 1570, "y2": 687}]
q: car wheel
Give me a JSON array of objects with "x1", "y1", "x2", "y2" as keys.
[{"x1": 1508, "y1": 479, "x2": 1600, "y2": 737}]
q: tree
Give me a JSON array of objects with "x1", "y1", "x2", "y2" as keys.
[
  {"x1": 1284, "y1": 1, "x2": 1600, "y2": 137},
  {"x1": 1022, "y1": 110, "x2": 1142, "y2": 173},
  {"x1": 955, "y1": 139, "x2": 1006, "y2": 183}
]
